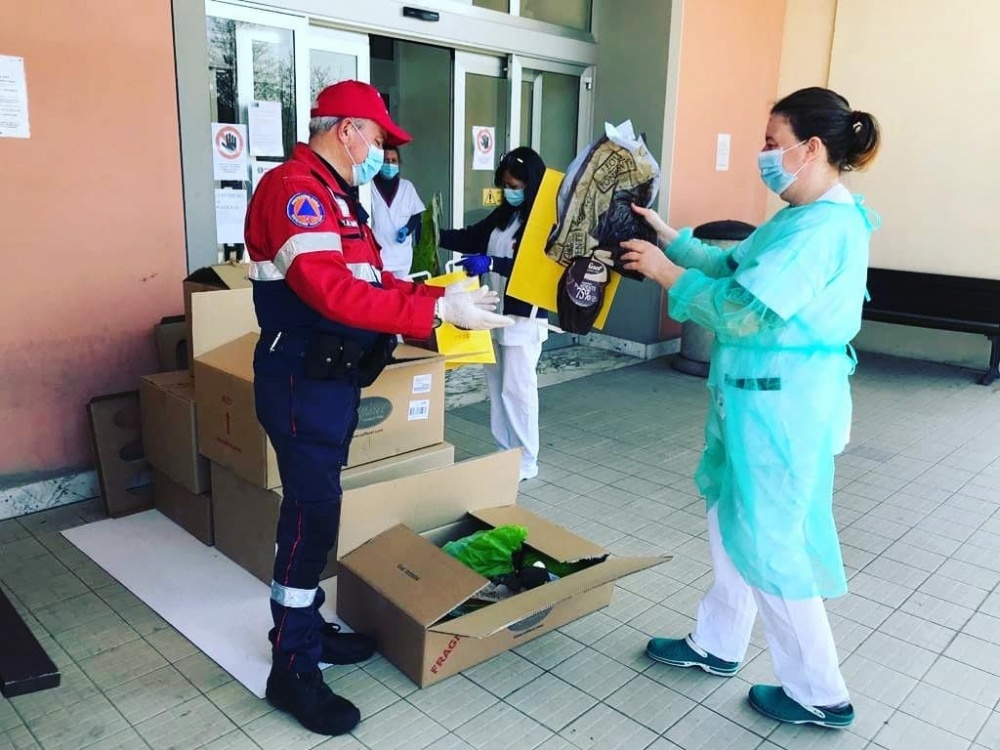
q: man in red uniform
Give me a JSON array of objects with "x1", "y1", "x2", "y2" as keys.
[{"x1": 245, "y1": 80, "x2": 511, "y2": 736}]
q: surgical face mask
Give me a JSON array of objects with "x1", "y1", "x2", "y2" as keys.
[
  {"x1": 380, "y1": 163, "x2": 399, "y2": 179},
  {"x1": 504, "y1": 188, "x2": 525, "y2": 207},
  {"x1": 758, "y1": 141, "x2": 805, "y2": 195},
  {"x1": 348, "y1": 123, "x2": 384, "y2": 185}
]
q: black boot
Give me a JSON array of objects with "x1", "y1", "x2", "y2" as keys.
[
  {"x1": 265, "y1": 664, "x2": 361, "y2": 736},
  {"x1": 320, "y1": 623, "x2": 376, "y2": 665}
]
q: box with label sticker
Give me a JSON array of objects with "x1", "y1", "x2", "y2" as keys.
[
  {"x1": 193, "y1": 325, "x2": 445, "y2": 489},
  {"x1": 336, "y1": 450, "x2": 670, "y2": 688}
]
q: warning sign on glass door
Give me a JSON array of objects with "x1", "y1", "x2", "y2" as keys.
[
  {"x1": 472, "y1": 126, "x2": 495, "y2": 171},
  {"x1": 212, "y1": 123, "x2": 248, "y2": 181}
]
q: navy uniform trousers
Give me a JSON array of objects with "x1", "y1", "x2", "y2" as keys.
[{"x1": 254, "y1": 372, "x2": 360, "y2": 673}]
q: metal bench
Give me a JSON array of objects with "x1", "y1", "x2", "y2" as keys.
[{"x1": 864, "y1": 268, "x2": 1000, "y2": 385}]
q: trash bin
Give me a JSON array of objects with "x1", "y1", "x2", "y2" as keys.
[{"x1": 672, "y1": 219, "x2": 756, "y2": 378}]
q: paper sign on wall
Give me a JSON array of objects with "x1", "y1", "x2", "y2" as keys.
[
  {"x1": 248, "y1": 101, "x2": 284, "y2": 157},
  {"x1": 472, "y1": 126, "x2": 495, "y2": 171},
  {"x1": 215, "y1": 189, "x2": 248, "y2": 245},
  {"x1": 0, "y1": 55, "x2": 30, "y2": 138},
  {"x1": 212, "y1": 123, "x2": 249, "y2": 181},
  {"x1": 251, "y1": 160, "x2": 281, "y2": 192}
]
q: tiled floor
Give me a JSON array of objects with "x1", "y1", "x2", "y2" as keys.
[{"x1": 4, "y1": 352, "x2": 1000, "y2": 750}]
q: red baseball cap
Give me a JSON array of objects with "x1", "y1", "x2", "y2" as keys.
[{"x1": 311, "y1": 80, "x2": 412, "y2": 146}]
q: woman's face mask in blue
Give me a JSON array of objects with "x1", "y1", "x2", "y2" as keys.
[
  {"x1": 504, "y1": 188, "x2": 525, "y2": 207},
  {"x1": 758, "y1": 140, "x2": 806, "y2": 195}
]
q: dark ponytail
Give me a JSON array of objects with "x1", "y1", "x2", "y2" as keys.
[{"x1": 772, "y1": 87, "x2": 881, "y2": 172}]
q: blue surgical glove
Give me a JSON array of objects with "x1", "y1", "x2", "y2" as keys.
[
  {"x1": 456, "y1": 255, "x2": 492, "y2": 276},
  {"x1": 395, "y1": 227, "x2": 410, "y2": 243}
]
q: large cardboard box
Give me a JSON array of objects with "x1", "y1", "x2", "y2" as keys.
[
  {"x1": 184, "y1": 264, "x2": 253, "y2": 374},
  {"x1": 140, "y1": 371, "x2": 210, "y2": 495},
  {"x1": 336, "y1": 452, "x2": 667, "y2": 687},
  {"x1": 152, "y1": 470, "x2": 213, "y2": 545},
  {"x1": 87, "y1": 392, "x2": 153, "y2": 518},
  {"x1": 195, "y1": 332, "x2": 445, "y2": 488},
  {"x1": 211, "y1": 442, "x2": 456, "y2": 583},
  {"x1": 154, "y1": 316, "x2": 187, "y2": 372}
]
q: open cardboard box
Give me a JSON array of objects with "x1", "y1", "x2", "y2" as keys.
[
  {"x1": 211, "y1": 442, "x2": 457, "y2": 583},
  {"x1": 184, "y1": 264, "x2": 253, "y2": 375},
  {"x1": 192, "y1": 290, "x2": 446, "y2": 488},
  {"x1": 336, "y1": 450, "x2": 669, "y2": 687}
]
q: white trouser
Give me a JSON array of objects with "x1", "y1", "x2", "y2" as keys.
[
  {"x1": 482, "y1": 337, "x2": 543, "y2": 477},
  {"x1": 692, "y1": 506, "x2": 850, "y2": 708}
]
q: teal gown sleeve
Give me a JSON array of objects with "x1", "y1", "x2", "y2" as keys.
[
  {"x1": 668, "y1": 272, "x2": 783, "y2": 338},
  {"x1": 664, "y1": 228, "x2": 745, "y2": 279}
]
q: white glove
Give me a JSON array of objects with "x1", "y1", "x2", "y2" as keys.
[
  {"x1": 443, "y1": 280, "x2": 471, "y2": 297},
  {"x1": 435, "y1": 286, "x2": 514, "y2": 330}
]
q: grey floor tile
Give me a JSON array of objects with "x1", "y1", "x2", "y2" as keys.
[
  {"x1": 352, "y1": 700, "x2": 447, "y2": 750},
  {"x1": 78, "y1": 639, "x2": 169, "y2": 691},
  {"x1": 454, "y1": 702, "x2": 552, "y2": 750},
  {"x1": 899, "y1": 682, "x2": 991, "y2": 741},
  {"x1": 104, "y1": 666, "x2": 198, "y2": 725},
  {"x1": 406, "y1": 675, "x2": 497, "y2": 732},
  {"x1": 361, "y1": 655, "x2": 419, "y2": 698},
  {"x1": 560, "y1": 703, "x2": 657, "y2": 750},
  {"x1": 839, "y1": 654, "x2": 917, "y2": 708},
  {"x1": 605, "y1": 673, "x2": 696, "y2": 735},
  {"x1": 135, "y1": 696, "x2": 234, "y2": 750},
  {"x1": 52, "y1": 612, "x2": 140, "y2": 663},
  {"x1": 505, "y1": 673, "x2": 596, "y2": 733},
  {"x1": 241, "y1": 708, "x2": 330, "y2": 750},
  {"x1": 923, "y1": 657, "x2": 1000, "y2": 708},
  {"x1": 874, "y1": 711, "x2": 972, "y2": 750},
  {"x1": 197, "y1": 731, "x2": 263, "y2": 750},
  {"x1": 877, "y1": 610, "x2": 957, "y2": 653},
  {"x1": 174, "y1": 652, "x2": 233, "y2": 694},
  {"x1": 661, "y1": 704, "x2": 761, "y2": 750},
  {"x1": 513, "y1": 631, "x2": 585, "y2": 671},
  {"x1": 462, "y1": 652, "x2": 543, "y2": 700},
  {"x1": 9, "y1": 663, "x2": 99, "y2": 722},
  {"x1": 856, "y1": 631, "x2": 939, "y2": 679},
  {"x1": 901, "y1": 592, "x2": 975, "y2": 631},
  {"x1": 551, "y1": 649, "x2": 637, "y2": 701},
  {"x1": 23, "y1": 694, "x2": 129, "y2": 750},
  {"x1": 145, "y1": 628, "x2": 198, "y2": 663}
]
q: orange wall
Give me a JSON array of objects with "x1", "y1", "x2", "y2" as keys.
[
  {"x1": 0, "y1": 0, "x2": 186, "y2": 478},
  {"x1": 667, "y1": 0, "x2": 787, "y2": 228},
  {"x1": 659, "y1": 0, "x2": 786, "y2": 338}
]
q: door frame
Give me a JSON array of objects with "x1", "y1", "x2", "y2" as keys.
[{"x1": 452, "y1": 51, "x2": 507, "y2": 231}]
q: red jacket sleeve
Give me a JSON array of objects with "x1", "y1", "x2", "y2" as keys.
[
  {"x1": 380, "y1": 271, "x2": 446, "y2": 299},
  {"x1": 285, "y1": 256, "x2": 437, "y2": 339}
]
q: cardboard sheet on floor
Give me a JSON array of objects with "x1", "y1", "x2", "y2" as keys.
[
  {"x1": 62, "y1": 511, "x2": 341, "y2": 699},
  {"x1": 506, "y1": 168, "x2": 621, "y2": 329}
]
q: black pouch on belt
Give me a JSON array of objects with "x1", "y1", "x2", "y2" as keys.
[
  {"x1": 304, "y1": 333, "x2": 365, "y2": 380},
  {"x1": 356, "y1": 335, "x2": 398, "y2": 388}
]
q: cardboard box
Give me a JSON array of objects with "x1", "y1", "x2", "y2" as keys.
[
  {"x1": 154, "y1": 316, "x2": 187, "y2": 372},
  {"x1": 189, "y1": 288, "x2": 258, "y2": 372},
  {"x1": 184, "y1": 264, "x2": 253, "y2": 374},
  {"x1": 152, "y1": 470, "x2": 213, "y2": 545},
  {"x1": 87, "y1": 391, "x2": 153, "y2": 518},
  {"x1": 211, "y1": 442, "x2": 456, "y2": 583},
  {"x1": 336, "y1": 453, "x2": 667, "y2": 687},
  {"x1": 140, "y1": 371, "x2": 210, "y2": 495},
  {"x1": 195, "y1": 332, "x2": 445, "y2": 489}
]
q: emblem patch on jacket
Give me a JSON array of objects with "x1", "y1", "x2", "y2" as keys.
[{"x1": 287, "y1": 192, "x2": 326, "y2": 228}]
